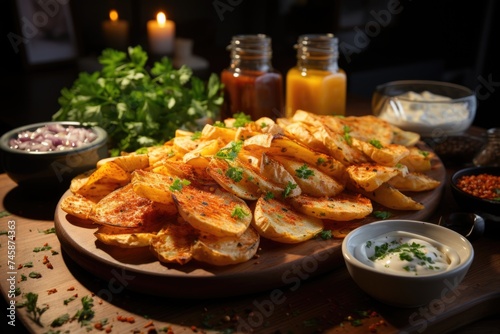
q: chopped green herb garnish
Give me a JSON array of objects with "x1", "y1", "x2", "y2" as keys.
[
  {"x1": 282, "y1": 182, "x2": 298, "y2": 198},
  {"x1": 226, "y1": 166, "x2": 243, "y2": 182},
  {"x1": 51, "y1": 313, "x2": 70, "y2": 327},
  {"x1": 369, "y1": 139, "x2": 383, "y2": 149},
  {"x1": 318, "y1": 230, "x2": 333, "y2": 240},
  {"x1": 232, "y1": 112, "x2": 252, "y2": 127},
  {"x1": 215, "y1": 140, "x2": 243, "y2": 161},
  {"x1": 231, "y1": 206, "x2": 250, "y2": 219},
  {"x1": 169, "y1": 178, "x2": 191, "y2": 192},
  {"x1": 295, "y1": 164, "x2": 314, "y2": 179},
  {"x1": 372, "y1": 211, "x2": 392, "y2": 219},
  {"x1": 191, "y1": 131, "x2": 202, "y2": 140},
  {"x1": 343, "y1": 125, "x2": 352, "y2": 145}
]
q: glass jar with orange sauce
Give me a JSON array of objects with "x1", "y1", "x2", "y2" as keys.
[
  {"x1": 221, "y1": 34, "x2": 284, "y2": 120},
  {"x1": 286, "y1": 34, "x2": 346, "y2": 118}
]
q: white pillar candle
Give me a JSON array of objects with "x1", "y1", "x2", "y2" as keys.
[
  {"x1": 147, "y1": 11, "x2": 175, "y2": 55},
  {"x1": 102, "y1": 9, "x2": 129, "y2": 50}
]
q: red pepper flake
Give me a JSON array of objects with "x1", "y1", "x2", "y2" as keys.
[
  {"x1": 144, "y1": 320, "x2": 154, "y2": 328},
  {"x1": 67, "y1": 286, "x2": 75, "y2": 291},
  {"x1": 191, "y1": 325, "x2": 199, "y2": 332},
  {"x1": 457, "y1": 174, "x2": 500, "y2": 200},
  {"x1": 17, "y1": 264, "x2": 23, "y2": 270},
  {"x1": 105, "y1": 325, "x2": 112, "y2": 333},
  {"x1": 47, "y1": 288, "x2": 57, "y2": 295},
  {"x1": 94, "y1": 322, "x2": 103, "y2": 330},
  {"x1": 126, "y1": 316, "x2": 135, "y2": 323},
  {"x1": 42, "y1": 255, "x2": 49, "y2": 264},
  {"x1": 46, "y1": 262, "x2": 54, "y2": 269}
]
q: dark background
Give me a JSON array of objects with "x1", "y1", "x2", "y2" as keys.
[{"x1": 1, "y1": 0, "x2": 499, "y2": 136}]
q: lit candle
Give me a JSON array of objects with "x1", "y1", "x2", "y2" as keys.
[
  {"x1": 102, "y1": 9, "x2": 129, "y2": 50},
  {"x1": 147, "y1": 11, "x2": 175, "y2": 55}
]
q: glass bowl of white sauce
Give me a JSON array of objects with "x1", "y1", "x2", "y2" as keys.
[
  {"x1": 342, "y1": 219, "x2": 474, "y2": 308},
  {"x1": 372, "y1": 80, "x2": 476, "y2": 138}
]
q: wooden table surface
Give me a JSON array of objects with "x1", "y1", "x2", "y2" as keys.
[{"x1": 2, "y1": 100, "x2": 500, "y2": 334}]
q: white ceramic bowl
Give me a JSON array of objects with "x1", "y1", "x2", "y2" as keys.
[
  {"x1": 342, "y1": 219, "x2": 474, "y2": 308},
  {"x1": 0, "y1": 121, "x2": 108, "y2": 191},
  {"x1": 372, "y1": 80, "x2": 476, "y2": 137}
]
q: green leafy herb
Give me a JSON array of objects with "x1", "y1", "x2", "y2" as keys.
[
  {"x1": 169, "y1": 178, "x2": 191, "y2": 192},
  {"x1": 191, "y1": 131, "x2": 202, "y2": 140},
  {"x1": 282, "y1": 182, "x2": 298, "y2": 198},
  {"x1": 419, "y1": 150, "x2": 430, "y2": 157},
  {"x1": 232, "y1": 112, "x2": 252, "y2": 127},
  {"x1": 215, "y1": 140, "x2": 243, "y2": 161},
  {"x1": 51, "y1": 313, "x2": 70, "y2": 327},
  {"x1": 318, "y1": 230, "x2": 332, "y2": 240},
  {"x1": 231, "y1": 206, "x2": 250, "y2": 219},
  {"x1": 372, "y1": 211, "x2": 392, "y2": 219},
  {"x1": 19, "y1": 292, "x2": 48, "y2": 326},
  {"x1": 264, "y1": 192, "x2": 274, "y2": 200},
  {"x1": 226, "y1": 166, "x2": 243, "y2": 182},
  {"x1": 52, "y1": 46, "x2": 224, "y2": 156},
  {"x1": 369, "y1": 139, "x2": 383, "y2": 149},
  {"x1": 73, "y1": 296, "x2": 95, "y2": 326},
  {"x1": 343, "y1": 125, "x2": 352, "y2": 145},
  {"x1": 316, "y1": 157, "x2": 326, "y2": 165},
  {"x1": 295, "y1": 164, "x2": 314, "y2": 179},
  {"x1": 39, "y1": 227, "x2": 56, "y2": 234}
]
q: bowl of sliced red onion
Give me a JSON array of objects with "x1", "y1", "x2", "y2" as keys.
[{"x1": 0, "y1": 121, "x2": 108, "y2": 190}]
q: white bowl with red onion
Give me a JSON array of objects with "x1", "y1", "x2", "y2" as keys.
[{"x1": 0, "y1": 121, "x2": 108, "y2": 190}]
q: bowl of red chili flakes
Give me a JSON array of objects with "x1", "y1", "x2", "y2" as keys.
[{"x1": 451, "y1": 166, "x2": 500, "y2": 216}]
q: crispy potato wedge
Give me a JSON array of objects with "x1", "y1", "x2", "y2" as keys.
[
  {"x1": 182, "y1": 139, "x2": 223, "y2": 168},
  {"x1": 252, "y1": 196, "x2": 323, "y2": 243},
  {"x1": 97, "y1": 153, "x2": 149, "y2": 172},
  {"x1": 352, "y1": 182, "x2": 424, "y2": 210},
  {"x1": 248, "y1": 134, "x2": 346, "y2": 181},
  {"x1": 290, "y1": 192, "x2": 373, "y2": 221},
  {"x1": 75, "y1": 161, "x2": 131, "y2": 199},
  {"x1": 352, "y1": 139, "x2": 410, "y2": 166},
  {"x1": 399, "y1": 147, "x2": 433, "y2": 172},
  {"x1": 153, "y1": 161, "x2": 215, "y2": 185},
  {"x1": 90, "y1": 184, "x2": 177, "y2": 228},
  {"x1": 282, "y1": 121, "x2": 329, "y2": 154},
  {"x1": 313, "y1": 125, "x2": 368, "y2": 165},
  {"x1": 206, "y1": 158, "x2": 261, "y2": 200},
  {"x1": 149, "y1": 219, "x2": 199, "y2": 265},
  {"x1": 94, "y1": 232, "x2": 156, "y2": 248},
  {"x1": 192, "y1": 226, "x2": 260, "y2": 266},
  {"x1": 389, "y1": 125, "x2": 420, "y2": 146},
  {"x1": 271, "y1": 155, "x2": 344, "y2": 197},
  {"x1": 387, "y1": 172, "x2": 441, "y2": 192},
  {"x1": 60, "y1": 193, "x2": 96, "y2": 219},
  {"x1": 131, "y1": 169, "x2": 176, "y2": 205},
  {"x1": 201, "y1": 123, "x2": 237, "y2": 143},
  {"x1": 69, "y1": 169, "x2": 95, "y2": 194},
  {"x1": 346, "y1": 163, "x2": 408, "y2": 192},
  {"x1": 341, "y1": 115, "x2": 394, "y2": 146},
  {"x1": 172, "y1": 186, "x2": 252, "y2": 237}
]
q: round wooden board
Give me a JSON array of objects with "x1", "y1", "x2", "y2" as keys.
[{"x1": 54, "y1": 155, "x2": 446, "y2": 299}]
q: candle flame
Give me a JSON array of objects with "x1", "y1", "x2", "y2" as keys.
[
  {"x1": 109, "y1": 9, "x2": 119, "y2": 22},
  {"x1": 156, "y1": 11, "x2": 166, "y2": 26}
]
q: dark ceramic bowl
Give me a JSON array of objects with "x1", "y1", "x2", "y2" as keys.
[
  {"x1": 0, "y1": 121, "x2": 108, "y2": 191},
  {"x1": 451, "y1": 166, "x2": 500, "y2": 217}
]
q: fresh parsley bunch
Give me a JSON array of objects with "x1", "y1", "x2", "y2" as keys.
[{"x1": 52, "y1": 45, "x2": 223, "y2": 156}]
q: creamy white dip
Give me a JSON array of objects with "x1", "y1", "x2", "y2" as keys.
[
  {"x1": 354, "y1": 231, "x2": 460, "y2": 276},
  {"x1": 378, "y1": 91, "x2": 471, "y2": 136}
]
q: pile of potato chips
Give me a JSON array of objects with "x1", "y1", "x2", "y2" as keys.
[{"x1": 60, "y1": 110, "x2": 440, "y2": 266}]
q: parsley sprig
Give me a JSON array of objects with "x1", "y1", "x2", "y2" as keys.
[{"x1": 52, "y1": 46, "x2": 224, "y2": 156}]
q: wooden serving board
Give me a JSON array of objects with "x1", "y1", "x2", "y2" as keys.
[{"x1": 54, "y1": 155, "x2": 446, "y2": 299}]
